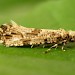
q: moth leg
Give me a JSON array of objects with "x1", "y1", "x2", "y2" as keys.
[
  {"x1": 43, "y1": 44, "x2": 46, "y2": 48},
  {"x1": 61, "y1": 42, "x2": 66, "y2": 51},
  {"x1": 50, "y1": 44, "x2": 58, "y2": 49},
  {"x1": 44, "y1": 44, "x2": 58, "y2": 54},
  {"x1": 55, "y1": 45, "x2": 58, "y2": 50},
  {"x1": 31, "y1": 45, "x2": 34, "y2": 48}
]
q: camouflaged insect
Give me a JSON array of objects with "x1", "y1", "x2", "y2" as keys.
[{"x1": 0, "y1": 20, "x2": 75, "y2": 53}]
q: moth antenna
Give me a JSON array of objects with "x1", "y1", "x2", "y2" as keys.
[{"x1": 10, "y1": 20, "x2": 18, "y2": 27}]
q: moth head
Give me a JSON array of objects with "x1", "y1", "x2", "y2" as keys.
[
  {"x1": 0, "y1": 24, "x2": 8, "y2": 32},
  {"x1": 69, "y1": 31, "x2": 75, "y2": 42},
  {"x1": 0, "y1": 20, "x2": 19, "y2": 31}
]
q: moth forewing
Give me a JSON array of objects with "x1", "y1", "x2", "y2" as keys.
[
  {"x1": 68, "y1": 31, "x2": 75, "y2": 42},
  {"x1": 0, "y1": 21, "x2": 75, "y2": 53}
]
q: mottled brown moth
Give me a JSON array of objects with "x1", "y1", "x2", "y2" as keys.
[{"x1": 0, "y1": 20, "x2": 75, "y2": 53}]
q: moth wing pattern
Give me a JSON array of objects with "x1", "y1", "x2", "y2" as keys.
[{"x1": 0, "y1": 21, "x2": 75, "y2": 53}]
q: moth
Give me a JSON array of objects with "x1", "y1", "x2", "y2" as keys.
[{"x1": 0, "y1": 20, "x2": 75, "y2": 53}]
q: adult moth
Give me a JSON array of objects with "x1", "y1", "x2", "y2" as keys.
[{"x1": 0, "y1": 20, "x2": 75, "y2": 53}]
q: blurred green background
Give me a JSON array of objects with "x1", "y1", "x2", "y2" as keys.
[{"x1": 0, "y1": 0, "x2": 75, "y2": 75}]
